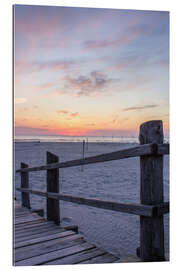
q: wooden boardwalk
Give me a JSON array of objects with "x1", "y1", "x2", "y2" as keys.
[{"x1": 13, "y1": 201, "x2": 119, "y2": 266}]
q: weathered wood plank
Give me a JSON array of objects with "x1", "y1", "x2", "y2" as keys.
[
  {"x1": 14, "y1": 210, "x2": 30, "y2": 216},
  {"x1": 13, "y1": 202, "x2": 120, "y2": 265},
  {"x1": 79, "y1": 253, "x2": 118, "y2": 264},
  {"x1": 46, "y1": 151, "x2": 60, "y2": 225},
  {"x1": 15, "y1": 213, "x2": 41, "y2": 220},
  {"x1": 62, "y1": 225, "x2": 78, "y2": 233},
  {"x1": 16, "y1": 188, "x2": 157, "y2": 217},
  {"x1": 31, "y1": 209, "x2": 44, "y2": 217},
  {"x1": 113, "y1": 256, "x2": 141, "y2": 263},
  {"x1": 15, "y1": 221, "x2": 54, "y2": 231},
  {"x1": 44, "y1": 247, "x2": 106, "y2": 265},
  {"x1": 15, "y1": 219, "x2": 45, "y2": 228},
  {"x1": 20, "y1": 163, "x2": 30, "y2": 208},
  {"x1": 15, "y1": 228, "x2": 65, "y2": 243},
  {"x1": 15, "y1": 242, "x2": 95, "y2": 266},
  {"x1": 15, "y1": 212, "x2": 30, "y2": 218},
  {"x1": 15, "y1": 235, "x2": 84, "y2": 262},
  {"x1": 15, "y1": 213, "x2": 43, "y2": 221},
  {"x1": 139, "y1": 120, "x2": 165, "y2": 261},
  {"x1": 15, "y1": 230, "x2": 75, "y2": 248},
  {"x1": 14, "y1": 208, "x2": 30, "y2": 213},
  {"x1": 14, "y1": 208, "x2": 29, "y2": 212},
  {"x1": 15, "y1": 208, "x2": 44, "y2": 218},
  {"x1": 158, "y1": 143, "x2": 169, "y2": 155},
  {"x1": 14, "y1": 216, "x2": 44, "y2": 225},
  {"x1": 155, "y1": 202, "x2": 169, "y2": 216},
  {"x1": 16, "y1": 143, "x2": 169, "y2": 173},
  {"x1": 15, "y1": 224, "x2": 60, "y2": 237}
]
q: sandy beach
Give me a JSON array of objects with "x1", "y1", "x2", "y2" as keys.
[{"x1": 14, "y1": 141, "x2": 169, "y2": 260}]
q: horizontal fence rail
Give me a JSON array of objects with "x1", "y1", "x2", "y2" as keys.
[
  {"x1": 16, "y1": 143, "x2": 169, "y2": 173},
  {"x1": 16, "y1": 188, "x2": 169, "y2": 218}
]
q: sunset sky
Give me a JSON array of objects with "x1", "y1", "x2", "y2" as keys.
[{"x1": 14, "y1": 5, "x2": 169, "y2": 137}]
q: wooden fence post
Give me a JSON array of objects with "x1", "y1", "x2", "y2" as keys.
[
  {"x1": 21, "y1": 162, "x2": 31, "y2": 209},
  {"x1": 46, "y1": 151, "x2": 60, "y2": 225},
  {"x1": 139, "y1": 120, "x2": 165, "y2": 261}
]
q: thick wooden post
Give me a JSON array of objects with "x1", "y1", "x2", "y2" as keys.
[
  {"x1": 139, "y1": 120, "x2": 165, "y2": 261},
  {"x1": 21, "y1": 162, "x2": 30, "y2": 209},
  {"x1": 46, "y1": 151, "x2": 60, "y2": 225}
]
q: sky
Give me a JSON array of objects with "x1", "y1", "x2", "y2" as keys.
[{"x1": 14, "y1": 5, "x2": 169, "y2": 137}]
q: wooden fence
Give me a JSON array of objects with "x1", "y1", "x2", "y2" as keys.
[{"x1": 15, "y1": 120, "x2": 169, "y2": 262}]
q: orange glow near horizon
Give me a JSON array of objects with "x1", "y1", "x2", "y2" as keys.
[
  {"x1": 14, "y1": 6, "x2": 169, "y2": 137},
  {"x1": 14, "y1": 113, "x2": 169, "y2": 137}
]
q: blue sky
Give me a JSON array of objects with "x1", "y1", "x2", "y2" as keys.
[{"x1": 14, "y1": 5, "x2": 169, "y2": 136}]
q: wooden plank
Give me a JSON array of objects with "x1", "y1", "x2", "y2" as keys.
[
  {"x1": 15, "y1": 213, "x2": 40, "y2": 220},
  {"x1": 158, "y1": 143, "x2": 169, "y2": 155},
  {"x1": 62, "y1": 225, "x2": 78, "y2": 233},
  {"x1": 15, "y1": 225, "x2": 61, "y2": 238},
  {"x1": 31, "y1": 209, "x2": 44, "y2": 217},
  {"x1": 15, "y1": 235, "x2": 84, "y2": 261},
  {"x1": 156, "y1": 202, "x2": 169, "y2": 216},
  {"x1": 15, "y1": 212, "x2": 30, "y2": 217},
  {"x1": 15, "y1": 219, "x2": 45, "y2": 228},
  {"x1": 16, "y1": 188, "x2": 156, "y2": 217},
  {"x1": 21, "y1": 163, "x2": 30, "y2": 208},
  {"x1": 113, "y1": 256, "x2": 141, "y2": 263},
  {"x1": 79, "y1": 253, "x2": 118, "y2": 264},
  {"x1": 14, "y1": 216, "x2": 43, "y2": 225},
  {"x1": 15, "y1": 242, "x2": 95, "y2": 266},
  {"x1": 14, "y1": 208, "x2": 30, "y2": 213},
  {"x1": 15, "y1": 221, "x2": 54, "y2": 231},
  {"x1": 15, "y1": 228, "x2": 65, "y2": 243},
  {"x1": 44, "y1": 247, "x2": 106, "y2": 265},
  {"x1": 16, "y1": 143, "x2": 169, "y2": 173},
  {"x1": 46, "y1": 151, "x2": 60, "y2": 225},
  {"x1": 15, "y1": 230, "x2": 75, "y2": 248},
  {"x1": 14, "y1": 208, "x2": 29, "y2": 213},
  {"x1": 15, "y1": 224, "x2": 60, "y2": 237},
  {"x1": 15, "y1": 208, "x2": 44, "y2": 218},
  {"x1": 139, "y1": 120, "x2": 165, "y2": 261},
  {"x1": 15, "y1": 226, "x2": 65, "y2": 241},
  {"x1": 14, "y1": 211, "x2": 30, "y2": 217},
  {"x1": 15, "y1": 221, "x2": 54, "y2": 232}
]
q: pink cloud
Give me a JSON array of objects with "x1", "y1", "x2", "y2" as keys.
[
  {"x1": 15, "y1": 60, "x2": 74, "y2": 76},
  {"x1": 71, "y1": 112, "x2": 79, "y2": 117}
]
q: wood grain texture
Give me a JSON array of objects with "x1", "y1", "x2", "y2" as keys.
[
  {"x1": 15, "y1": 230, "x2": 66, "y2": 244},
  {"x1": 16, "y1": 188, "x2": 157, "y2": 217},
  {"x1": 139, "y1": 120, "x2": 165, "y2": 261},
  {"x1": 15, "y1": 221, "x2": 55, "y2": 231},
  {"x1": 15, "y1": 230, "x2": 75, "y2": 249},
  {"x1": 79, "y1": 253, "x2": 118, "y2": 264},
  {"x1": 15, "y1": 242, "x2": 95, "y2": 266},
  {"x1": 16, "y1": 188, "x2": 169, "y2": 217},
  {"x1": 15, "y1": 235, "x2": 84, "y2": 262},
  {"x1": 20, "y1": 163, "x2": 30, "y2": 208},
  {"x1": 14, "y1": 201, "x2": 120, "y2": 265},
  {"x1": 44, "y1": 247, "x2": 106, "y2": 265},
  {"x1": 46, "y1": 151, "x2": 60, "y2": 225}
]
